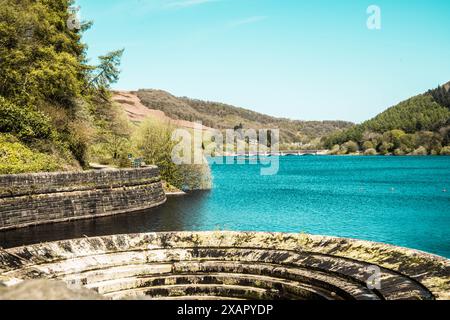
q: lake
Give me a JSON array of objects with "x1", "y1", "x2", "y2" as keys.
[{"x1": 1, "y1": 156, "x2": 449, "y2": 258}]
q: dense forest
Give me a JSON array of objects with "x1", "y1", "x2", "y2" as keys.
[
  {"x1": 136, "y1": 89, "x2": 353, "y2": 146},
  {"x1": 323, "y1": 83, "x2": 450, "y2": 155},
  {"x1": 0, "y1": 0, "x2": 208, "y2": 189}
]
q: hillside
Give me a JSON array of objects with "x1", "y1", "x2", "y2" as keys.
[
  {"x1": 324, "y1": 83, "x2": 450, "y2": 155},
  {"x1": 112, "y1": 91, "x2": 213, "y2": 131},
  {"x1": 0, "y1": 0, "x2": 210, "y2": 190},
  {"x1": 135, "y1": 89, "x2": 353, "y2": 145}
]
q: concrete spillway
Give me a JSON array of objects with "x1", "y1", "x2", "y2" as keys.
[{"x1": 0, "y1": 232, "x2": 448, "y2": 300}]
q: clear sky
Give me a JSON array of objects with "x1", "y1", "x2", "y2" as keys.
[{"x1": 76, "y1": 0, "x2": 450, "y2": 123}]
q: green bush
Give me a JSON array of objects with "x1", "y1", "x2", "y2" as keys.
[
  {"x1": 411, "y1": 146, "x2": 428, "y2": 156},
  {"x1": 0, "y1": 97, "x2": 55, "y2": 142},
  {"x1": 133, "y1": 119, "x2": 182, "y2": 188},
  {"x1": 89, "y1": 136, "x2": 132, "y2": 167},
  {"x1": 0, "y1": 134, "x2": 60, "y2": 174},
  {"x1": 88, "y1": 101, "x2": 133, "y2": 167},
  {"x1": 378, "y1": 142, "x2": 394, "y2": 155},
  {"x1": 440, "y1": 146, "x2": 450, "y2": 155},
  {"x1": 364, "y1": 148, "x2": 377, "y2": 155},
  {"x1": 132, "y1": 119, "x2": 212, "y2": 190},
  {"x1": 362, "y1": 141, "x2": 374, "y2": 151},
  {"x1": 343, "y1": 140, "x2": 358, "y2": 153}
]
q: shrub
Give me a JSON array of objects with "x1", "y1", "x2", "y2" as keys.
[
  {"x1": 133, "y1": 119, "x2": 212, "y2": 190},
  {"x1": 133, "y1": 119, "x2": 182, "y2": 188},
  {"x1": 440, "y1": 146, "x2": 450, "y2": 155},
  {"x1": 89, "y1": 137, "x2": 132, "y2": 167},
  {"x1": 343, "y1": 140, "x2": 358, "y2": 153},
  {"x1": 400, "y1": 134, "x2": 416, "y2": 151},
  {"x1": 87, "y1": 100, "x2": 134, "y2": 167},
  {"x1": 364, "y1": 148, "x2": 377, "y2": 156},
  {"x1": 362, "y1": 141, "x2": 374, "y2": 151},
  {"x1": 415, "y1": 131, "x2": 442, "y2": 153},
  {"x1": 383, "y1": 129, "x2": 406, "y2": 149},
  {"x1": 0, "y1": 97, "x2": 55, "y2": 142},
  {"x1": 0, "y1": 134, "x2": 60, "y2": 174},
  {"x1": 411, "y1": 146, "x2": 428, "y2": 156},
  {"x1": 378, "y1": 142, "x2": 394, "y2": 155}
]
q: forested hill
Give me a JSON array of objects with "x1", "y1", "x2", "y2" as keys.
[
  {"x1": 323, "y1": 82, "x2": 450, "y2": 155},
  {"x1": 0, "y1": 0, "x2": 129, "y2": 174},
  {"x1": 136, "y1": 89, "x2": 353, "y2": 145}
]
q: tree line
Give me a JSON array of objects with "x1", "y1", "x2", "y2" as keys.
[{"x1": 323, "y1": 88, "x2": 450, "y2": 156}]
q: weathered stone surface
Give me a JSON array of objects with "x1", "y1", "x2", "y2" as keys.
[
  {"x1": 0, "y1": 167, "x2": 166, "y2": 230},
  {"x1": 0, "y1": 232, "x2": 448, "y2": 300},
  {"x1": 0, "y1": 280, "x2": 104, "y2": 300}
]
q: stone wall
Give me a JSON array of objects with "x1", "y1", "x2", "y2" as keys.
[
  {"x1": 0, "y1": 167, "x2": 166, "y2": 231},
  {"x1": 0, "y1": 232, "x2": 448, "y2": 300}
]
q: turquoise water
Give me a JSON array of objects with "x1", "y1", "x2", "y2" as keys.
[
  {"x1": 203, "y1": 156, "x2": 450, "y2": 257},
  {"x1": 1, "y1": 156, "x2": 449, "y2": 258}
]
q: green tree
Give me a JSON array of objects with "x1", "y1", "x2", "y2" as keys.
[
  {"x1": 378, "y1": 142, "x2": 394, "y2": 155},
  {"x1": 132, "y1": 119, "x2": 182, "y2": 188},
  {"x1": 415, "y1": 131, "x2": 442, "y2": 154},
  {"x1": 89, "y1": 49, "x2": 125, "y2": 91},
  {"x1": 0, "y1": 0, "x2": 89, "y2": 107},
  {"x1": 383, "y1": 129, "x2": 405, "y2": 149},
  {"x1": 362, "y1": 141, "x2": 374, "y2": 151},
  {"x1": 323, "y1": 92, "x2": 450, "y2": 151},
  {"x1": 343, "y1": 140, "x2": 358, "y2": 154},
  {"x1": 0, "y1": 0, "x2": 126, "y2": 169}
]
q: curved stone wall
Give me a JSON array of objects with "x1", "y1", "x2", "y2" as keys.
[
  {"x1": 0, "y1": 232, "x2": 448, "y2": 300},
  {"x1": 0, "y1": 168, "x2": 166, "y2": 231}
]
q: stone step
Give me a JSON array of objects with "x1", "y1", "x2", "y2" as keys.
[
  {"x1": 172, "y1": 261, "x2": 378, "y2": 300},
  {"x1": 63, "y1": 264, "x2": 173, "y2": 286},
  {"x1": 85, "y1": 273, "x2": 337, "y2": 300},
  {"x1": 5, "y1": 247, "x2": 432, "y2": 300},
  {"x1": 2, "y1": 232, "x2": 446, "y2": 300},
  {"x1": 105, "y1": 283, "x2": 293, "y2": 300},
  {"x1": 60, "y1": 260, "x2": 377, "y2": 300},
  {"x1": 58, "y1": 259, "x2": 374, "y2": 299}
]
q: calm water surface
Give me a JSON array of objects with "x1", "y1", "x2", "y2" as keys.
[{"x1": 1, "y1": 156, "x2": 449, "y2": 258}]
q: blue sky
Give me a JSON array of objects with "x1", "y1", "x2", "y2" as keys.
[{"x1": 76, "y1": 0, "x2": 450, "y2": 123}]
